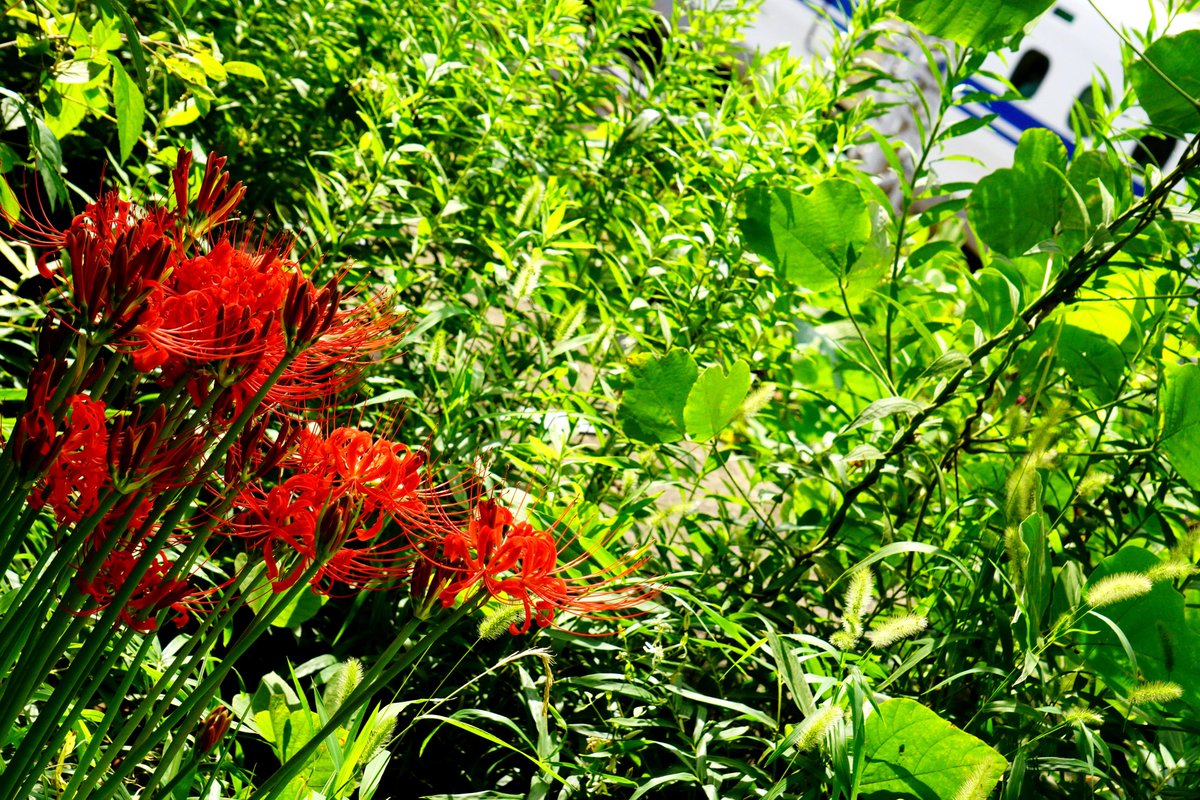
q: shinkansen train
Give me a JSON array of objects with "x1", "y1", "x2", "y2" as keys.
[{"x1": 673, "y1": 0, "x2": 1193, "y2": 192}]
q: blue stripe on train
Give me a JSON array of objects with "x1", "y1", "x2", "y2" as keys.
[{"x1": 800, "y1": 0, "x2": 1146, "y2": 195}]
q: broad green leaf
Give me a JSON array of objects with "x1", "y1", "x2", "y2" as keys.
[
  {"x1": 969, "y1": 129, "x2": 1067, "y2": 257},
  {"x1": 684, "y1": 360, "x2": 751, "y2": 442},
  {"x1": 246, "y1": 580, "x2": 329, "y2": 628},
  {"x1": 109, "y1": 59, "x2": 143, "y2": 163},
  {"x1": 1077, "y1": 547, "x2": 1200, "y2": 718},
  {"x1": 897, "y1": 0, "x2": 1054, "y2": 49},
  {"x1": 1131, "y1": 30, "x2": 1200, "y2": 133},
  {"x1": 1059, "y1": 150, "x2": 1129, "y2": 255},
  {"x1": 42, "y1": 83, "x2": 88, "y2": 139},
  {"x1": 1055, "y1": 323, "x2": 1127, "y2": 404},
  {"x1": 860, "y1": 698, "x2": 1008, "y2": 800},
  {"x1": 225, "y1": 60, "x2": 268, "y2": 82},
  {"x1": 844, "y1": 397, "x2": 923, "y2": 432},
  {"x1": 740, "y1": 179, "x2": 873, "y2": 292},
  {"x1": 1160, "y1": 361, "x2": 1200, "y2": 490},
  {"x1": 161, "y1": 98, "x2": 200, "y2": 128},
  {"x1": 618, "y1": 349, "x2": 698, "y2": 444}
]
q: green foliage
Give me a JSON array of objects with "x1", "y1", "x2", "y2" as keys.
[
  {"x1": 969, "y1": 128, "x2": 1068, "y2": 257},
  {"x1": 683, "y1": 360, "x2": 752, "y2": 442},
  {"x1": 1131, "y1": 30, "x2": 1200, "y2": 133},
  {"x1": 860, "y1": 698, "x2": 1008, "y2": 799},
  {"x1": 5, "y1": 0, "x2": 1200, "y2": 796},
  {"x1": 896, "y1": 0, "x2": 1055, "y2": 48},
  {"x1": 619, "y1": 349, "x2": 699, "y2": 444},
  {"x1": 740, "y1": 179, "x2": 876, "y2": 291}
]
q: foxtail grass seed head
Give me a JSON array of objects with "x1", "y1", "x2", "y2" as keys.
[
  {"x1": 1063, "y1": 706, "x2": 1104, "y2": 727},
  {"x1": 793, "y1": 706, "x2": 843, "y2": 753},
  {"x1": 1075, "y1": 470, "x2": 1112, "y2": 499},
  {"x1": 511, "y1": 251, "x2": 543, "y2": 304},
  {"x1": 1127, "y1": 681, "x2": 1183, "y2": 706},
  {"x1": 323, "y1": 659, "x2": 364, "y2": 715},
  {"x1": 479, "y1": 605, "x2": 530, "y2": 640},
  {"x1": 843, "y1": 568, "x2": 874, "y2": 624},
  {"x1": 952, "y1": 769, "x2": 990, "y2": 800},
  {"x1": 427, "y1": 328, "x2": 449, "y2": 371},
  {"x1": 832, "y1": 568, "x2": 874, "y2": 648},
  {"x1": 737, "y1": 382, "x2": 776, "y2": 422},
  {"x1": 553, "y1": 300, "x2": 587, "y2": 346},
  {"x1": 363, "y1": 707, "x2": 400, "y2": 762},
  {"x1": 1147, "y1": 561, "x2": 1198, "y2": 583},
  {"x1": 866, "y1": 613, "x2": 928, "y2": 648},
  {"x1": 1084, "y1": 573, "x2": 1153, "y2": 608}
]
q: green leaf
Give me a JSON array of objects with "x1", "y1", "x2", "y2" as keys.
[
  {"x1": 684, "y1": 360, "x2": 751, "y2": 442},
  {"x1": 1059, "y1": 150, "x2": 1129, "y2": 255},
  {"x1": 1020, "y1": 513, "x2": 1050, "y2": 643},
  {"x1": 225, "y1": 60, "x2": 268, "y2": 82},
  {"x1": 740, "y1": 179, "x2": 873, "y2": 292},
  {"x1": 896, "y1": 0, "x2": 1054, "y2": 49},
  {"x1": 96, "y1": 0, "x2": 148, "y2": 86},
  {"x1": 860, "y1": 698, "x2": 1008, "y2": 800},
  {"x1": 246, "y1": 581, "x2": 329, "y2": 628},
  {"x1": 1160, "y1": 361, "x2": 1200, "y2": 491},
  {"x1": 0, "y1": 173, "x2": 18, "y2": 221},
  {"x1": 109, "y1": 59, "x2": 143, "y2": 163},
  {"x1": 1077, "y1": 547, "x2": 1200, "y2": 718},
  {"x1": 618, "y1": 349, "x2": 698, "y2": 444},
  {"x1": 1131, "y1": 30, "x2": 1200, "y2": 133},
  {"x1": 161, "y1": 98, "x2": 200, "y2": 128},
  {"x1": 969, "y1": 129, "x2": 1067, "y2": 257},
  {"x1": 844, "y1": 397, "x2": 924, "y2": 432}
]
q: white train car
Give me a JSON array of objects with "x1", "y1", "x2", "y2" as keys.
[{"x1": 729, "y1": 0, "x2": 1188, "y2": 193}]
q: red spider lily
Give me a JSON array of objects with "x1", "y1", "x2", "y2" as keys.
[
  {"x1": 27, "y1": 394, "x2": 110, "y2": 525},
  {"x1": 224, "y1": 426, "x2": 450, "y2": 595},
  {"x1": 196, "y1": 706, "x2": 233, "y2": 755},
  {"x1": 8, "y1": 359, "x2": 64, "y2": 476},
  {"x1": 432, "y1": 498, "x2": 657, "y2": 634},
  {"x1": 75, "y1": 548, "x2": 215, "y2": 633}
]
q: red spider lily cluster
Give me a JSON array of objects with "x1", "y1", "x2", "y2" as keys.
[{"x1": 2, "y1": 150, "x2": 654, "y2": 636}]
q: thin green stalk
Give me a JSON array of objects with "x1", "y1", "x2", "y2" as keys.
[
  {"x1": 45, "y1": 578, "x2": 250, "y2": 800},
  {"x1": 0, "y1": 502, "x2": 41, "y2": 584},
  {"x1": 251, "y1": 597, "x2": 481, "y2": 800},
  {"x1": 81, "y1": 563, "x2": 326, "y2": 800},
  {"x1": 8, "y1": 629, "x2": 153, "y2": 800},
  {"x1": 0, "y1": 355, "x2": 297, "y2": 776}
]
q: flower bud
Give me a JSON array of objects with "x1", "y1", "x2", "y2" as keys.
[{"x1": 196, "y1": 706, "x2": 232, "y2": 755}]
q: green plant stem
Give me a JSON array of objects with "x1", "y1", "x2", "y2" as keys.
[
  {"x1": 250, "y1": 597, "x2": 482, "y2": 799},
  {"x1": 82, "y1": 563, "x2": 326, "y2": 800}
]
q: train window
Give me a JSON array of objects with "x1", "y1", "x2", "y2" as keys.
[
  {"x1": 1010, "y1": 50, "x2": 1050, "y2": 99},
  {"x1": 1132, "y1": 134, "x2": 1179, "y2": 168}
]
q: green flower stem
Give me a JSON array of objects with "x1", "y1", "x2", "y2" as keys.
[
  {"x1": 52, "y1": 582, "x2": 252, "y2": 800},
  {"x1": 250, "y1": 596, "x2": 482, "y2": 800},
  {"x1": 82, "y1": 563, "x2": 326, "y2": 800},
  {"x1": 74, "y1": 573, "x2": 263, "y2": 797},
  {"x1": 27, "y1": 569, "x2": 252, "y2": 800},
  {"x1": 138, "y1": 574, "x2": 331, "y2": 800},
  {"x1": 0, "y1": 355, "x2": 296, "y2": 771},
  {"x1": 0, "y1": 490, "x2": 127, "y2": 738},
  {"x1": 0, "y1": 502, "x2": 42, "y2": 589},
  {"x1": 7, "y1": 629, "x2": 154, "y2": 800}
]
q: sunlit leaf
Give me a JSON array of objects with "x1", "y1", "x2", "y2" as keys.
[{"x1": 860, "y1": 698, "x2": 1007, "y2": 799}]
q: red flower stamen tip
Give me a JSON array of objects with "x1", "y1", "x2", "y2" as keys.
[{"x1": 433, "y1": 496, "x2": 659, "y2": 635}]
